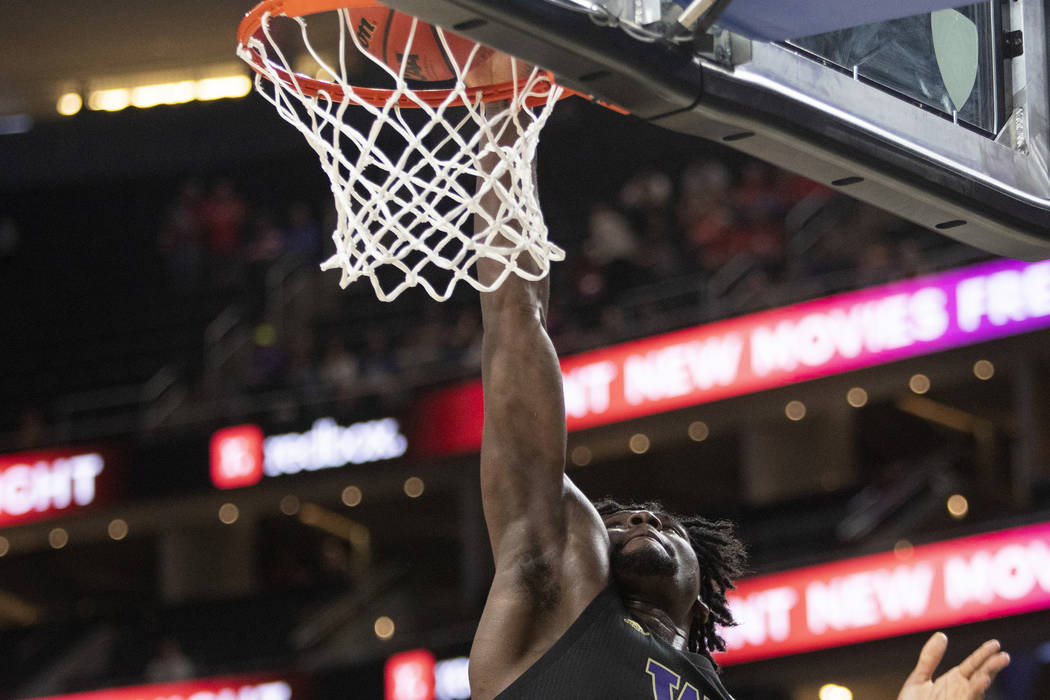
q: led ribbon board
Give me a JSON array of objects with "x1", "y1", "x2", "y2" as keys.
[
  {"x1": 0, "y1": 447, "x2": 116, "y2": 527},
  {"x1": 412, "y1": 258, "x2": 1050, "y2": 456},
  {"x1": 26, "y1": 674, "x2": 301, "y2": 700},
  {"x1": 717, "y1": 520, "x2": 1050, "y2": 664},
  {"x1": 211, "y1": 418, "x2": 408, "y2": 489}
]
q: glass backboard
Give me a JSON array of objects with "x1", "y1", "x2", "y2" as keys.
[{"x1": 376, "y1": 0, "x2": 1050, "y2": 260}]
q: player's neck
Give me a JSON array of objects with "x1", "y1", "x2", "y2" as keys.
[{"x1": 622, "y1": 596, "x2": 690, "y2": 651}]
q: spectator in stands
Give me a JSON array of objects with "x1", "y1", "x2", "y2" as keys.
[
  {"x1": 677, "y1": 160, "x2": 736, "y2": 270},
  {"x1": 14, "y1": 406, "x2": 49, "y2": 450},
  {"x1": 358, "y1": 328, "x2": 403, "y2": 412},
  {"x1": 245, "y1": 213, "x2": 287, "y2": 322},
  {"x1": 144, "y1": 637, "x2": 196, "y2": 684},
  {"x1": 157, "y1": 180, "x2": 205, "y2": 297},
  {"x1": 398, "y1": 313, "x2": 446, "y2": 384},
  {"x1": 443, "y1": 307, "x2": 483, "y2": 371},
  {"x1": 584, "y1": 203, "x2": 646, "y2": 299},
  {"x1": 319, "y1": 336, "x2": 359, "y2": 401},
  {"x1": 284, "y1": 202, "x2": 322, "y2": 266},
  {"x1": 244, "y1": 322, "x2": 288, "y2": 391},
  {"x1": 201, "y1": 180, "x2": 247, "y2": 289}
]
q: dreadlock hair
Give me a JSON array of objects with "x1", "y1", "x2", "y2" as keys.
[{"x1": 594, "y1": 499, "x2": 748, "y2": 669}]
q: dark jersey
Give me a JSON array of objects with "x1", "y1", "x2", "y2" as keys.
[{"x1": 494, "y1": 585, "x2": 734, "y2": 700}]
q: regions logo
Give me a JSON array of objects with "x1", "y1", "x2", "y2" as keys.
[
  {"x1": 210, "y1": 418, "x2": 408, "y2": 489},
  {"x1": 210, "y1": 424, "x2": 265, "y2": 489}
]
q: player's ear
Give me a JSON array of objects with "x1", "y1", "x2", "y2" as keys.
[{"x1": 692, "y1": 597, "x2": 710, "y2": 625}]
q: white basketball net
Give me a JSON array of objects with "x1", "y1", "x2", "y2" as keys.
[{"x1": 237, "y1": 8, "x2": 566, "y2": 301}]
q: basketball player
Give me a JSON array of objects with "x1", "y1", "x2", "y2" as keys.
[{"x1": 467, "y1": 57, "x2": 1011, "y2": 700}]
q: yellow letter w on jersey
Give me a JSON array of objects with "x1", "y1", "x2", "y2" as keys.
[{"x1": 646, "y1": 659, "x2": 710, "y2": 700}]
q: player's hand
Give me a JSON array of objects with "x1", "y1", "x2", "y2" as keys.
[
  {"x1": 896, "y1": 633, "x2": 1010, "y2": 700},
  {"x1": 464, "y1": 51, "x2": 532, "y2": 88}
]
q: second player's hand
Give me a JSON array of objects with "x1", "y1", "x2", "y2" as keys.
[{"x1": 897, "y1": 633, "x2": 1010, "y2": 700}]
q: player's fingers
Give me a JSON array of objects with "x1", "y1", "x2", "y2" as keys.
[
  {"x1": 958, "y1": 639, "x2": 1002, "y2": 680},
  {"x1": 904, "y1": 632, "x2": 948, "y2": 686},
  {"x1": 970, "y1": 650, "x2": 1011, "y2": 689}
]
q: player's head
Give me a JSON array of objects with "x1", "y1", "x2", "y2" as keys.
[{"x1": 595, "y1": 499, "x2": 747, "y2": 664}]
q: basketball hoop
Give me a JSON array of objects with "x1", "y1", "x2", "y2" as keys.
[{"x1": 237, "y1": 0, "x2": 569, "y2": 301}]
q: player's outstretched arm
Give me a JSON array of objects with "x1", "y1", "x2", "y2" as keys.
[
  {"x1": 469, "y1": 95, "x2": 608, "y2": 700},
  {"x1": 897, "y1": 633, "x2": 1010, "y2": 700},
  {"x1": 474, "y1": 147, "x2": 601, "y2": 565}
]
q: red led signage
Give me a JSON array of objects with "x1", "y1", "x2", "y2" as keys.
[
  {"x1": 27, "y1": 674, "x2": 302, "y2": 700},
  {"x1": 386, "y1": 649, "x2": 436, "y2": 700},
  {"x1": 716, "y1": 520, "x2": 1050, "y2": 665},
  {"x1": 411, "y1": 258, "x2": 1050, "y2": 456},
  {"x1": 0, "y1": 446, "x2": 117, "y2": 527},
  {"x1": 210, "y1": 418, "x2": 408, "y2": 489},
  {"x1": 211, "y1": 424, "x2": 265, "y2": 489}
]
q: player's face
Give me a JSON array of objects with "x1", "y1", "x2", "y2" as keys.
[{"x1": 602, "y1": 509, "x2": 701, "y2": 601}]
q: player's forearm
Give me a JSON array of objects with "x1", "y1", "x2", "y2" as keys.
[{"x1": 478, "y1": 270, "x2": 568, "y2": 540}]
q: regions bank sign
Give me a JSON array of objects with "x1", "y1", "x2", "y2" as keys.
[
  {"x1": 412, "y1": 258, "x2": 1050, "y2": 455},
  {"x1": 717, "y1": 520, "x2": 1050, "y2": 664},
  {"x1": 211, "y1": 417, "x2": 407, "y2": 489}
]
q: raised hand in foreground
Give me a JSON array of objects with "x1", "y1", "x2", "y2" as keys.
[{"x1": 897, "y1": 633, "x2": 1011, "y2": 700}]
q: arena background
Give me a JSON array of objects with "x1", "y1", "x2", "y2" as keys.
[{"x1": 2, "y1": 2, "x2": 1050, "y2": 699}]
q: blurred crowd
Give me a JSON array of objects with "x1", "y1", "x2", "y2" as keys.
[
  {"x1": 145, "y1": 153, "x2": 973, "y2": 424},
  {"x1": 7, "y1": 121, "x2": 985, "y2": 451}
]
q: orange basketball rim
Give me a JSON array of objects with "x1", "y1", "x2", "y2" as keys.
[{"x1": 238, "y1": 0, "x2": 570, "y2": 108}]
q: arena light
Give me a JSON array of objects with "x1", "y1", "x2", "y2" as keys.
[
  {"x1": 894, "y1": 539, "x2": 914, "y2": 560},
  {"x1": 846, "y1": 387, "x2": 868, "y2": 408},
  {"x1": 49, "y1": 528, "x2": 69, "y2": 549},
  {"x1": 85, "y1": 72, "x2": 253, "y2": 113},
  {"x1": 973, "y1": 359, "x2": 995, "y2": 380},
  {"x1": 108, "y1": 519, "x2": 129, "y2": 541},
  {"x1": 341, "y1": 486, "x2": 362, "y2": 507},
  {"x1": 56, "y1": 92, "x2": 83, "y2": 116},
  {"x1": 280, "y1": 494, "x2": 301, "y2": 515},
  {"x1": 947, "y1": 494, "x2": 969, "y2": 519},
  {"x1": 819, "y1": 684, "x2": 853, "y2": 700},
  {"x1": 196, "y1": 75, "x2": 252, "y2": 101},
  {"x1": 374, "y1": 615, "x2": 396, "y2": 640},
  {"x1": 218, "y1": 503, "x2": 240, "y2": 525},
  {"x1": 131, "y1": 80, "x2": 196, "y2": 108},
  {"x1": 687, "y1": 421, "x2": 709, "y2": 442},
  {"x1": 629, "y1": 433, "x2": 650, "y2": 454},
  {"x1": 403, "y1": 477, "x2": 425, "y2": 498},
  {"x1": 88, "y1": 88, "x2": 131, "y2": 112},
  {"x1": 909, "y1": 374, "x2": 932, "y2": 394},
  {"x1": 785, "y1": 400, "x2": 806, "y2": 421}
]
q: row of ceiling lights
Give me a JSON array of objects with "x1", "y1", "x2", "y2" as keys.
[
  {"x1": 55, "y1": 75, "x2": 253, "y2": 116},
  {"x1": 571, "y1": 359, "x2": 997, "y2": 464},
  {"x1": 0, "y1": 476, "x2": 427, "y2": 557},
  {"x1": 0, "y1": 67, "x2": 255, "y2": 136}
]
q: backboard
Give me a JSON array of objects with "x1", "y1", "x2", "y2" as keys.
[{"x1": 376, "y1": 0, "x2": 1050, "y2": 261}]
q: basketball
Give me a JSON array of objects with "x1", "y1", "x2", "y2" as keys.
[{"x1": 348, "y1": 8, "x2": 489, "y2": 82}]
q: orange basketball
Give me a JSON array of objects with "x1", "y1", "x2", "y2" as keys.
[{"x1": 347, "y1": 8, "x2": 488, "y2": 82}]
